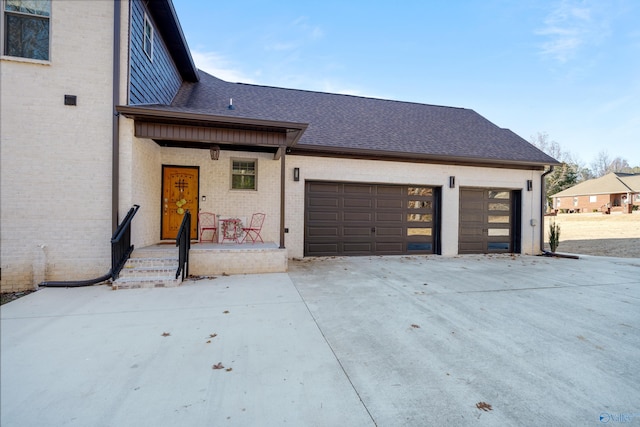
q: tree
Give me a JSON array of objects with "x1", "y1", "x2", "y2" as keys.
[{"x1": 530, "y1": 132, "x2": 580, "y2": 208}]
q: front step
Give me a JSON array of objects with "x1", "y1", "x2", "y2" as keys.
[{"x1": 112, "y1": 249, "x2": 182, "y2": 290}]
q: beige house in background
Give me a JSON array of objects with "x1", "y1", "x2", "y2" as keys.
[
  {"x1": 552, "y1": 173, "x2": 640, "y2": 214},
  {"x1": 1, "y1": 0, "x2": 558, "y2": 292}
]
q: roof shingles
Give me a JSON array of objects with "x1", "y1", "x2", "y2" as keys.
[{"x1": 164, "y1": 71, "x2": 558, "y2": 165}]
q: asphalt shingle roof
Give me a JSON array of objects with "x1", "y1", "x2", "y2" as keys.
[
  {"x1": 552, "y1": 172, "x2": 640, "y2": 197},
  {"x1": 159, "y1": 70, "x2": 558, "y2": 165}
]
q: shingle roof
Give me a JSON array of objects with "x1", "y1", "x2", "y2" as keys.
[
  {"x1": 159, "y1": 71, "x2": 558, "y2": 165},
  {"x1": 552, "y1": 172, "x2": 640, "y2": 197}
]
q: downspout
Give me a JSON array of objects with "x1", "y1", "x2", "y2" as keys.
[
  {"x1": 540, "y1": 166, "x2": 554, "y2": 254},
  {"x1": 279, "y1": 145, "x2": 286, "y2": 249},
  {"x1": 112, "y1": 0, "x2": 121, "y2": 232},
  {"x1": 40, "y1": 1, "x2": 122, "y2": 288}
]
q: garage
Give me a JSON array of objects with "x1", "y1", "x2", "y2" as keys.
[
  {"x1": 459, "y1": 188, "x2": 522, "y2": 254},
  {"x1": 304, "y1": 181, "x2": 440, "y2": 256}
]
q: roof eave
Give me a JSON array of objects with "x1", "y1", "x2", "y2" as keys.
[
  {"x1": 291, "y1": 145, "x2": 558, "y2": 170},
  {"x1": 147, "y1": 0, "x2": 199, "y2": 82}
]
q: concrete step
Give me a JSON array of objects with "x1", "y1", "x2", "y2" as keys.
[{"x1": 119, "y1": 265, "x2": 178, "y2": 278}]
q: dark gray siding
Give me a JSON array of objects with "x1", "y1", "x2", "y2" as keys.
[{"x1": 129, "y1": 0, "x2": 182, "y2": 105}]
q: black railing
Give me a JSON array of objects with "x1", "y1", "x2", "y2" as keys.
[
  {"x1": 110, "y1": 204, "x2": 140, "y2": 280},
  {"x1": 40, "y1": 204, "x2": 140, "y2": 287},
  {"x1": 176, "y1": 209, "x2": 191, "y2": 280}
]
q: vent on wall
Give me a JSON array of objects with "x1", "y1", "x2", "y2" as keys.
[{"x1": 64, "y1": 95, "x2": 77, "y2": 106}]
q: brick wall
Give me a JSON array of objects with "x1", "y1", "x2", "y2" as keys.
[{"x1": 1, "y1": 1, "x2": 118, "y2": 291}]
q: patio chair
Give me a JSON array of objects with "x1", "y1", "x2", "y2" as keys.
[
  {"x1": 241, "y1": 213, "x2": 265, "y2": 243},
  {"x1": 198, "y1": 212, "x2": 217, "y2": 242}
]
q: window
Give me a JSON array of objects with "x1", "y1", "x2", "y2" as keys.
[
  {"x1": 589, "y1": 195, "x2": 597, "y2": 203},
  {"x1": 143, "y1": 13, "x2": 153, "y2": 60},
  {"x1": 3, "y1": 0, "x2": 50, "y2": 60},
  {"x1": 231, "y1": 159, "x2": 257, "y2": 190}
]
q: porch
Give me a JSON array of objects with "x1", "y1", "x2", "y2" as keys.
[{"x1": 140, "y1": 241, "x2": 286, "y2": 276}]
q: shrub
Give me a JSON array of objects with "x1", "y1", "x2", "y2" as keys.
[{"x1": 548, "y1": 221, "x2": 561, "y2": 253}]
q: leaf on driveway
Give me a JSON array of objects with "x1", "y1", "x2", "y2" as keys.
[
  {"x1": 225, "y1": 368, "x2": 233, "y2": 372},
  {"x1": 161, "y1": 332, "x2": 171, "y2": 337},
  {"x1": 209, "y1": 333, "x2": 218, "y2": 338},
  {"x1": 411, "y1": 324, "x2": 420, "y2": 328},
  {"x1": 476, "y1": 402, "x2": 492, "y2": 411},
  {"x1": 223, "y1": 310, "x2": 230, "y2": 314},
  {"x1": 212, "y1": 363, "x2": 224, "y2": 370}
]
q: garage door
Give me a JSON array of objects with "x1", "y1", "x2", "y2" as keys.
[
  {"x1": 305, "y1": 181, "x2": 440, "y2": 256},
  {"x1": 459, "y1": 188, "x2": 521, "y2": 254}
]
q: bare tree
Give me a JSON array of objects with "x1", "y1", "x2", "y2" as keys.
[
  {"x1": 608, "y1": 157, "x2": 631, "y2": 173},
  {"x1": 590, "y1": 151, "x2": 610, "y2": 178}
]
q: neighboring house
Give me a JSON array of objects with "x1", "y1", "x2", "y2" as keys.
[
  {"x1": 552, "y1": 172, "x2": 640, "y2": 214},
  {"x1": 0, "y1": 0, "x2": 558, "y2": 292}
]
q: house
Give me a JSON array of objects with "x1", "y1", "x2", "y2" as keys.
[
  {"x1": 0, "y1": 0, "x2": 558, "y2": 292},
  {"x1": 552, "y1": 172, "x2": 640, "y2": 214}
]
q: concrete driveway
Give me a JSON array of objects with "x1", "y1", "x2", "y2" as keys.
[{"x1": 2, "y1": 254, "x2": 639, "y2": 426}]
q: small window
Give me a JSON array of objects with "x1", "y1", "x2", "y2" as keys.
[
  {"x1": 3, "y1": 0, "x2": 51, "y2": 60},
  {"x1": 589, "y1": 195, "x2": 597, "y2": 203},
  {"x1": 231, "y1": 159, "x2": 257, "y2": 190},
  {"x1": 143, "y1": 13, "x2": 153, "y2": 60}
]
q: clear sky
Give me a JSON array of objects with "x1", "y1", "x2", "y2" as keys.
[{"x1": 172, "y1": 0, "x2": 639, "y2": 167}]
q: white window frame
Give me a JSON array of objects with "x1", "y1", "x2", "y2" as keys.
[
  {"x1": 230, "y1": 158, "x2": 258, "y2": 191},
  {"x1": 143, "y1": 12, "x2": 153, "y2": 61},
  {"x1": 1, "y1": 0, "x2": 51, "y2": 62}
]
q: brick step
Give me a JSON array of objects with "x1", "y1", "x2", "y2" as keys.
[
  {"x1": 119, "y1": 265, "x2": 178, "y2": 278},
  {"x1": 112, "y1": 275, "x2": 181, "y2": 290},
  {"x1": 123, "y1": 257, "x2": 178, "y2": 268}
]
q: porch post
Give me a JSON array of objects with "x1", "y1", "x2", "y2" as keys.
[{"x1": 279, "y1": 144, "x2": 286, "y2": 249}]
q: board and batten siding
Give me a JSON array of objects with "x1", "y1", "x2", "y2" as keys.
[{"x1": 128, "y1": 0, "x2": 182, "y2": 105}]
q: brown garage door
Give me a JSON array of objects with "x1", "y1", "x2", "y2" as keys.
[
  {"x1": 305, "y1": 181, "x2": 440, "y2": 256},
  {"x1": 459, "y1": 188, "x2": 522, "y2": 254}
]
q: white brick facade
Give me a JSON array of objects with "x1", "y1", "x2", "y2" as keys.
[{"x1": 1, "y1": 1, "x2": 126, "y2": 291}]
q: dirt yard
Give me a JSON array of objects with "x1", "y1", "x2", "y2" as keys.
[{"x1": 543, "y1": 211, "x2": 640, "y2": 258}]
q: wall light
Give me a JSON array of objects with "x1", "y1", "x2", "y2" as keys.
[
  {"x1": 293, "y1": 167, "x2": 300, "y2": 181},
  {"x1": 449, "y1": 176, "x2": 455, "y2": 188},
  {"x1": 527, "y1": 179, "x2": 533, "y2": 191},
  {"x1": 210, "y1": 145, "x2": 220, "y2": 160}
]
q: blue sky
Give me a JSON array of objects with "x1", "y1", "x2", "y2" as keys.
[{"x1": 172, "y1": 0, "x2": 639, "y2": 167}]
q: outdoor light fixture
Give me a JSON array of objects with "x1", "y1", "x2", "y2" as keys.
[
  {"x1": 449, "y1": 176, "x2": 455, "y2": 188},
  {"x1": 293, "y1": 167, "x2": 300, "y2": 181},
  {"x1": 210, "y1": 145, "x2": 220, "y2": 160},
  {"x1": 527, "y1": 179, "x2": 533, "y2": 191}
]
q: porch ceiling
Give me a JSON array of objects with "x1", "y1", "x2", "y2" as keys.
[{"x1": 116, "y1": 105, "x2": 308, "y2": 151}]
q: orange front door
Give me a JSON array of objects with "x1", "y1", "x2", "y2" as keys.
[{"x1": 162, "y1": 166, "x2": 199, "y2": 240}]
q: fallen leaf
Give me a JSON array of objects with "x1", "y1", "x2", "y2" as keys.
[
  {"x1": 411, "y1": 324, "x2": 420, "y2": 328},
  {"x1": 223, "y1": 310, "x2": 230, "y2": 314},
  {"x1": 212, "y1": 363, "x2": 224, "y2": 370},
  {"x1": 476, "y1": 402, "x2": 492, "y2": 412},
  {"x1": 161, "y1": 332, "x2": 171, "y2": 337},
  {"x1": 209, "y1": 333, "x2": 218, "y2": 338},
  {"x1": 206, "y1": 340, "x2": 211, "y2": 344},
  {"x1": 225, "y1": 368, "x2": 233, "y2": 372}
]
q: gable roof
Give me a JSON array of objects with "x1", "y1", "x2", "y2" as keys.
[
  {"x1": 123, "y1": 71, "x2": 559, "y2": 168},
  {"x1": 552, "y1": 172, "x2": 640, "y2": 198}
]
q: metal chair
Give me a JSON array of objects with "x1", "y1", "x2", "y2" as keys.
[
  {"x1": 198, "y1": 212, "x2": 217, "y2": 242},
  {"x1": 241, "y1": 213, "x2": 265, "y2": 243}
]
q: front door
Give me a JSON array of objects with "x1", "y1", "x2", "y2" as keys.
[{"x1": 162, "y1": 166, "x2": 199, "y2": 240}]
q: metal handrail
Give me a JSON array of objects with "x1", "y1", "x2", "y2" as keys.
[
  {"x1": 40, "y1": 204, "x2": 140, "y2": 287},
  {"x1": 175, "y1": 210, "x2": 191, "y2": 280},
  {"x1": 110, "y1": 204, "x2": 140, "y2": 280}
]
